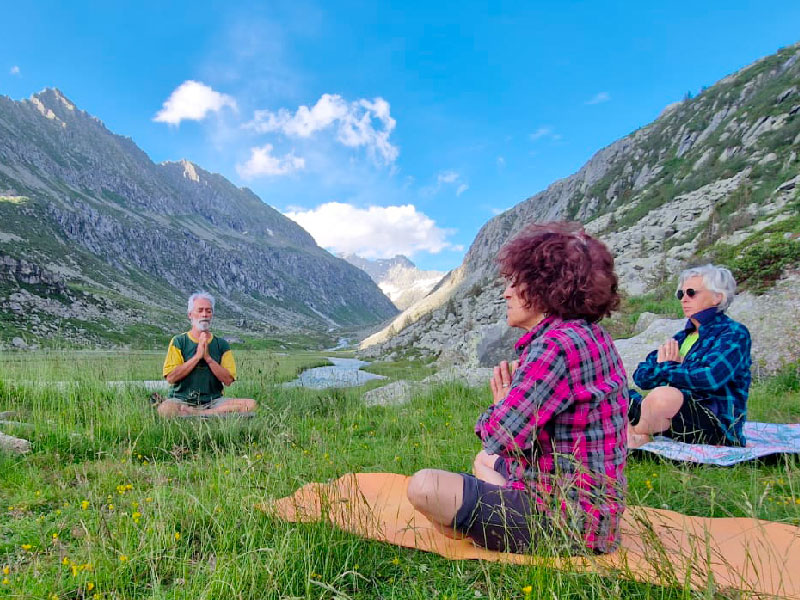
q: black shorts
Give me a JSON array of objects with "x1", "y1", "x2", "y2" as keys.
[
  {"x1": 452, "y1": 473, "x2": 546, "y2": 553},
  {"x1": 663, "y1": 393, "x2": 735, "y2": 446},
  {"x1": 628, "y1": 388, "x2": 736, "y2": 446}
]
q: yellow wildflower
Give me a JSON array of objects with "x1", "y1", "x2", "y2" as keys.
[
  {"x1": 71, "y1": 565, "x2": 78, "y2": 577},
  {"x1": 21, "y1": 544, "x2": 31, "y2": 551},
  {"x1": 1, "y1": 577, "x2": 8, "y2": 585},
  {"x1": 145, "y1": 497, "x2": 153, "y2": 503},
  {"x1": 2, "y1": 566, "x2": 8, "y2": 575},
  {"x1": 132, "y1": 512, "x2": 141, "y2": 520},
  {"x1": 391, "y1": 557, "x2": 400, "y2": 565},
  {"x1": 87, "y1": 582, "x2": 95, "y2": 591},
  {"x1": 62, "y1": 556, "x2": 69, "y2": 566},
  {"x1": 522, "y1": 585, "x2": 533, "y2": 595},
  {"x1": 119, "y1": 554, "x2": 128, "y2": 562},
  {"x1": 131, "y1": 501, "x2": 139, "y2": 509},
  {"x1": 174, "y1": 532, "x2": 181, "y2": 541},
  {"x1": 52, "y1": 533, "x2": 59, "y2": 541},
  {"x1": 81, "y1": 500, "x2": 89, "y2": 510},
  {"x1": 35, "y1": 490, "x2": 41, "y2": 496},
  {"x1": 108, "y1": 504, "x2": 115, "y2": 511},
  {"x1": 645, "y1": 480, "x2": 653, "y2": 490}
]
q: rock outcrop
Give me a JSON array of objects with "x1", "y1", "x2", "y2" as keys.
[{"x1": 361, "y1": 43, "x2": 800, "y2": 373}]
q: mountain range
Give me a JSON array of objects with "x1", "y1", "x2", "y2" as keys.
[
  {"x1": 361, "y1": 42, "x2": 800, "y2": 366},
  {"x1": 339, "y1": 254, "x2": 445, "y2": 311},
  {"x1": 0, "y1": 89, "x2": 397, "y2": 347}
]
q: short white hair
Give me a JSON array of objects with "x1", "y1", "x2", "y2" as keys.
[
  {"x1": 187, "y1": 291, "x2": 215, "y2": 314},
  {"x1": 677, "y1": 264, "x2": 737, "y2": 312}
]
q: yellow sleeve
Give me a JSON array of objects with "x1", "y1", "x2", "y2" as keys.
[
  {"x1": 162, "y1": 339, "x2": 184, "y2": 377},
  {"x1": 221, "y1": 350, "x2": 237, "y2": 380}
]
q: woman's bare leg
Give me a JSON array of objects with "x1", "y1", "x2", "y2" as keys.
[
  {"x1": 473, "y1": 450, "x2": 507, "y2": 485},
  {"x1": 628, "y1": 386, "x2": 684, "y2": 448},
  {"x1": 407, "y1": 469, "x2": 466, "y2": 539}
]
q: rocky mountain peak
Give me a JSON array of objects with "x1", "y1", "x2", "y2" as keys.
[
  {"x1": 0, "y1": 91, "x2": 398, "y2": 346},
  {"x1": 361, "y1": 42, "x2": 800, "y2": 368}
]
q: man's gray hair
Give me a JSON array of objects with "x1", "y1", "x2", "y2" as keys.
[
  {"x1": 187, "y1": 291, "x2": 215, "y2": 314},
  {"x1": 677, "y1": 264, "x2": 737, "y2": 312}
]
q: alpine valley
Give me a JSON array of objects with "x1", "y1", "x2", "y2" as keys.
[
  {"x1": 361, "y1": 43, "x2": 800, "y2": 371},
  {"x1": 0, "y1": 89, "x2": 398, "y2": 348}
]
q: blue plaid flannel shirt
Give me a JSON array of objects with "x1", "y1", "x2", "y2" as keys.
[{"x1": 632, "y1": 310, "x2": 752, "y2": 445}]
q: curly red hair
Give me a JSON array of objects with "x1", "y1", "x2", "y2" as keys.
[{"x1": 497, "y1": 222, "x2": 620, "y2": 323}]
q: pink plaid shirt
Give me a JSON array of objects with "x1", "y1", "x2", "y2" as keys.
[{"x1": 475, "y1": 316, "x2": 628, "y2": 552}]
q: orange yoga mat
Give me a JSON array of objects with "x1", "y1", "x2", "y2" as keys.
[{"x1": 262, "y1": 472, "x2": 800, "y2": 598}]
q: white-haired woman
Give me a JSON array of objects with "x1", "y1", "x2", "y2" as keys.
[{"x1": 628, "y1": 264, "x2": 752, "y2": 448}]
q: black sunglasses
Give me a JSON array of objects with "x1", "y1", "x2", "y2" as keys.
[{"x1": 676, "y1": 288, "x2": 700, "y2": 300}]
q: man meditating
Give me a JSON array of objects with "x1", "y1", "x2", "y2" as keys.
[
  {"x1": 407, "y1": 223, "x2": 628, "y2": 554},
  {"x1": 628, "y1": 264, "x2": 751, "y2": 448},
  {"x1": 156, "y1": 292, "x2": 256, "y2": 418}
]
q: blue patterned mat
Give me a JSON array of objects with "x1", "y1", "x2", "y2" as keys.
[{"x1": 637, "y1": 422, "x2": 800, "y2": 466}]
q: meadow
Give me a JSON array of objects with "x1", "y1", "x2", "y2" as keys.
[{"x1": 1, "y1": 350, "x2": 799, "y2": 599}]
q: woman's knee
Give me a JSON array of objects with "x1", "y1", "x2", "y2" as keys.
[
  {"x1": 407, "y1": 469, "x2": 438, "y2": 508},
  {"x1": 643, "y1": 386, "x2": 684, "y2": 419}
]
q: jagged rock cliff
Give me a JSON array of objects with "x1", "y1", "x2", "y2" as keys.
[
  {"x1": 0, "y1": 89, "x2": 397, "y2": 346},
  {"x1": 361, "y1": 43, "x2": 800, "y2": 370},
  {"x1": 341, "y1": 254, "x2": 445, "y2": 310}
]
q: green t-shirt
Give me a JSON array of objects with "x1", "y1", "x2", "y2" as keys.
[
  {"x1": 679, "y1": 332, "x2": 699, "y2": 357},
  {"x1": 163, "y1": 333, "x2": 233, "y2": 404}
]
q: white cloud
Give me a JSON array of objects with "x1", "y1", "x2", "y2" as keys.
[
  {"x1": 529, "y1": 126, "x2": 563, "y2": 143},
  {"x1": 496, "y1": 156, "x2": 506, "y2": 168},
  {"x1": 153, "y1": 80, "x2": 237, "y2": 125},
  {"x1": 529, "y1": 127, "x2": 552, "y2": 141},
  {"x1": 236, "y1": 144, "x2": 305, "y2": 178},
  {"x1": 9, "y1": 65, "x2": 20, "y2": 76},
  {"x1": 437, "y1": 170, "x2": 459, "y2": 184},
  {"x1": 245, "y1": 93, "x2": 398, "y2": 163},
  {"x1": 284, "y1": 202, "x2": 453, "y2": 258},
  {"x1": 426, "y1": 169, "x2": 468, "y2": 196},
  {"x1": 586, "y1": 91, "x2": 611, "y2": 105}
]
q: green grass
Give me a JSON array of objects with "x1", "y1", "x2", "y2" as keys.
[{"x1": 0, "y1": 352, "x2": 799, "y2": 599}]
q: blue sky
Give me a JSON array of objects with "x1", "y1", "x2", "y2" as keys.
[{"x1": 2, "y1": 1, "x2": 799, "y2": 271}]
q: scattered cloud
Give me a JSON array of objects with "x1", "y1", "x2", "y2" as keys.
[
  {"x1": 529, "y1": 126, "x2": 562, "y2": 142},
  {"x1": 284, "y1": 202, "x2": 454, "y2": 258},
  {"x1": 491, "y1": 207, "x2": 510, "y2": 215},
  {"x1": 245, "y1": 93, "x2": 398, "y2": 164},
  {"x1": 437, "y1": 170, "x2": 459, "y2": 184},
  {"x1": 153, "y1": 80, "x2": 237, "y2": 125},
  {"x1": 236, "y1": 144, "x2": 305, "y2": 178},
  {"x1": 425, "y1": 169, "x2": 468, "y2": 196},
  {"x1": 586, "y1": 91, "x2": 611, "y2": 105},
  {"x1": 529, "y1": 127, "x2": 552, "y2": 141},
  {"x1": 9, "y1": 65, "x2": 20, "y2": 76},
  {"x1": 496, "y1": 156, "x2": 506, "y2": 168}
]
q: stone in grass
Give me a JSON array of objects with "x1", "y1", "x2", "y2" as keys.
[
  {"x1": 364, "y1": 380, "x2": 423, "y2": 407},
  {"x1": 0, "y1": 431, "x2": 31, "y2": 454}
]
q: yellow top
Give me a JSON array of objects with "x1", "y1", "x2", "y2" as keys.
[
  {"x1": 679, "y1": 332, "x2": 699, "y2": 357},
  {"x1": 162, "y1": 332, "x2": 236, "y2": 378}
]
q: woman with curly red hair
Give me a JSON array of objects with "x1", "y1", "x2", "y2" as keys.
[{"x1": 407, "y1": 222, "x2": 629, "y2": 554}]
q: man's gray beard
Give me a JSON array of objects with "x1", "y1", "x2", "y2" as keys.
[{"x1": 192, "y1": 318, "x2": 211, "y2": 332}]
